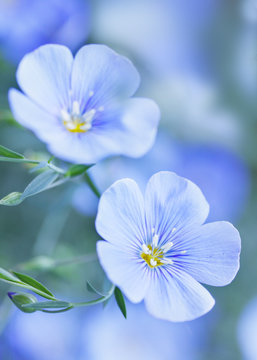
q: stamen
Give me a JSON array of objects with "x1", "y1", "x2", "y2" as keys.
[
  {"x1": 172, "y1": 227, "x2": 176, "y2": 233},
  {"x1": 61, "y1": 109, "x2": 70, "y2": 122},
  {"x1": 161, "y1": 241, "x2": 174, "y2": 253},
  {"x1": 83, "y1": 109, "x2": 96, "y2": 123},
  {"x1": 142, "y1": 243, "x2": 150, "y2": 254},
  {"x1": 152, "y1": 234, "x2": 159, "y2": 248},
  {"x1": 72, "y1": 101, "x2": 80, "y2": 116},
  {"x1": 180, "y1": 250, "x2": 187, "y2": 254},
  {"x1": 89, "y1": 90, "x2": 94, "y2": 97},
  {"x1": 160, "y1": 258, "x2": 173, "y2": 265}
]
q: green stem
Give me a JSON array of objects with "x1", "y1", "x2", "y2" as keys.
[
  {"x1": 84, "y1": 172, "x2": 101, "y2": 198},
  {"x1": 71, "y1": 284, "x2": 115, "y2": 307}
]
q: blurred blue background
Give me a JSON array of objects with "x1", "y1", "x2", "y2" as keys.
[{"x1": 0, "y1": 0, "x2": 256, "y2": 359}]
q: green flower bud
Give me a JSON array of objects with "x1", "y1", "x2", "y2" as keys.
[{"x1": 8, "y1": 292, "x2": 37, "y2": 313}]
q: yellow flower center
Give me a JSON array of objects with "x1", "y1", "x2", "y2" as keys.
[
  {"x1": 141, "y1": 231, "x2": 175, "y2": 269},
  {"x1": 61, "y1": 101, "x2": 96, "y2": 134},
  {"x1": 141, "y1": 245, "x2": 164, "y2": 268}
]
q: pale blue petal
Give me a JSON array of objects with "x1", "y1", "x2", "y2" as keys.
[
  {"x1": 71, "y1": 44, "x2": 140, "y2": 111},
  {"x1": 95, "y1": 179, "x2": 146, "y2": 251},
  {"x1": 115, "y1": 97, "x2": 160, "y2": 158},
  {"x1": 16, "y1": 44, "x2": 73, "y2": 115},
  {"x1": 144, "y1": 171, "x2": 209, "y2": 243},
  {"x1": 97, "y1": 241, "x2": 150, "y2": 302},
  {"x1": 174, "y1": 221, "x2": 241, "y2": 286},
  {"x1": 88, "y1": 97, "x2": 159, "y2": 159},
  {"x1": 8, "y1": 89, "x2": 65, "y2": 143},
  {"x1": 144, "y1": 267, "x2": 215, "y2": 322}
]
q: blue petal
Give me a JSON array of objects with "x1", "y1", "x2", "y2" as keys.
[
  {"x1": 8, "y1": 89, "x2": 65, "y2": 143},
  {"x1": 116, "y1": 97, "x2": 160, "y2": 157},
  {"x1": 97, "y1": 241, "x2": 150, "y2": 302},
  {"x1": 144, "y1": 267, "x2": 215, "y2": 322},
  {"x1": 95, "y1": 179, "x2": 146, "y2": 251},
  {"x1": 71, "y1": 44, "x2": 140, "y2": 111},
  {"x1": 144, "y1": 171, "x2": 209, "y2": 243},
  {"x1": 174, "y1": 221, "x2": 241, "y2": 286},
  {"x1": 16, "y1": 44, "x2": 73, "y2": 115}
]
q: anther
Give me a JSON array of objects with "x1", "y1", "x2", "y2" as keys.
[{"x1": 150, "y1": 259, "x2": 157, "y2": 267}]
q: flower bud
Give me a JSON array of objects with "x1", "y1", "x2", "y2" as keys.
[{"x1": 8, "y1": 292, "x2": 37, "y2": 313}]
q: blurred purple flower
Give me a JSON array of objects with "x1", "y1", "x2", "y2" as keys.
[
  {"x1": 96, "y1": 171, "x2": 241, "y2": 322},
  {"x1": 9, "y1": 44, "x2": 159, "y2": 164},
  {"x1": 93, "y1": 0, "x2": 220, "y2": 76},
  {"x1": 0, "y1": 0, "x2": 90, "y2": 63},
  {"x1": 2, "y1": 300, "x2": 214, "y2": 360},
  {"x1": 79, "y1": 300, "x2": 213, "y2": 360},
  {"x1": 3, "y1": 310, "x2": 82, "y2": 360}
]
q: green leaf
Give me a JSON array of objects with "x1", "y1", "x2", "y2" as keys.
[
  {"x1": 0, "y1": 192, "x2": 22, "y2": 206},
  {"x1": 21, "y1": 171, "x2": 59, "y2": 200},
  {"x1": 8, "y1": 292, "x2": 37, "y2": 313},
  {"x1": 114, "y1": 287, "x2": 127, "y2": 319},
  {"x1": 0, "y1": 144, "x2": 24, "y2": 159},
  {"x1": 0, "y1": 267, "x2": 21, "y2": 283},
  {"x1": 86, "y1": 280, "x2": 105, "y2": 296},
  {"x1": 22, "y1": 300, "x2": 71, "y2": 311},
  {"x1": 65, "y1": 164, "x2": 93, "y2": 177},
  {"x1": 12, "y1": 271, "x2": 54, "y2": 298}
]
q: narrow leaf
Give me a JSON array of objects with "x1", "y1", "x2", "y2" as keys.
[
  {"x1": 29, "y1": 161, "x2": 48, "y2": 173},
  {"x1": 12, "y1": 271, "x2": 54, "y2": 298},
  {"x1": 22, "y1": 301, "x2": 71, "y2": 310},
  {"x1": 21, "y1": 171, "x2": 58, "y2": 200},
  {"x1": 0, "y1": 144, "x2": 24, "y2": 159},
  {"x1": 65, "y1": 164, "x2": 93, "y2": 177},
  {"x1": 0, "y1": 267, "x2": 21, "y2": 282},
  {"x1": 0, "y1": 192, "x2": 22, "y2": 206},
  {"x1": 114, "y1": 287, "x2": 127, "y2": 319}
]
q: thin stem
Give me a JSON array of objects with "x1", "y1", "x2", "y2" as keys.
[
  {"x1": 72, "y1": 284, "x2": 115, "y2": 307},
  {"x1": 52, "y1": 253, "x2": 97, "y2": 267},
  {"x1": 84, "y1": 172, "x2": 101, "y2": 198},
  {"x1": 46, "y1": 162, "x2": 65, "y2": 174},
  {"x1": 0, "y1": 157, "x2": 65, "y2": 175}
]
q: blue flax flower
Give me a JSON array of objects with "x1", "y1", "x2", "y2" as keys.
[
  {"x1": 96, "y1": 171, "x2": 241, "y2": 322},
  {"x1": 0, "y1": 0, "x2": 90, "y2": 63},
  {"x1": 9, "y1": 44, "x2": 159, "y2": 164}
]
